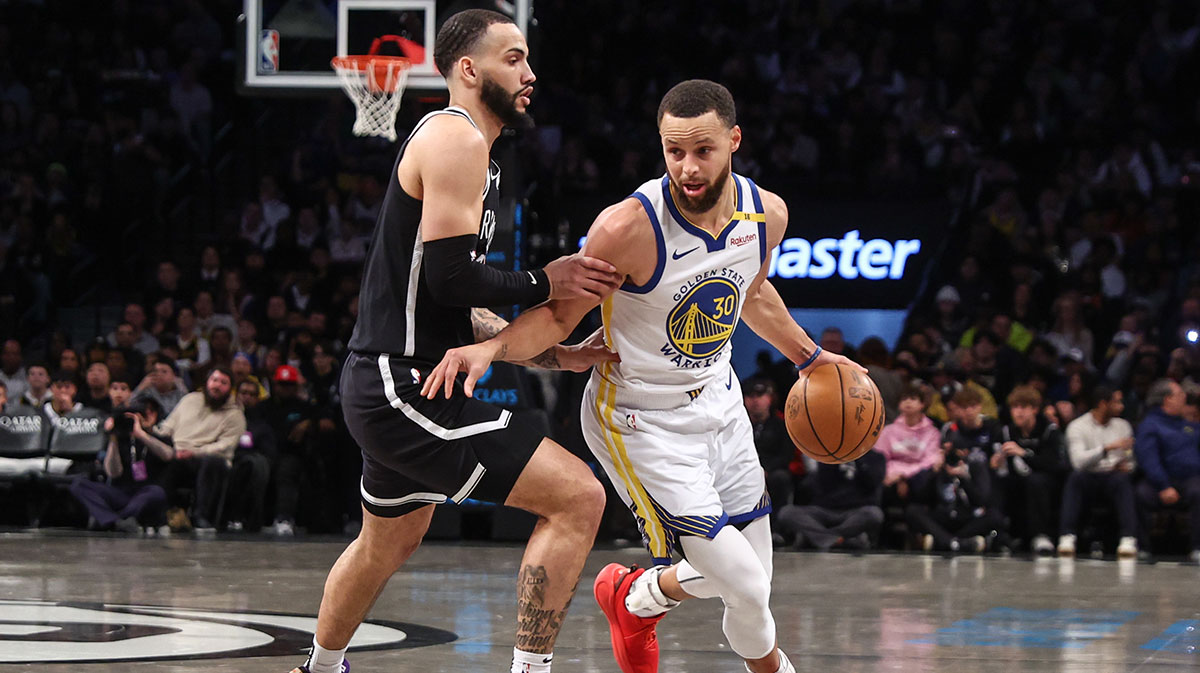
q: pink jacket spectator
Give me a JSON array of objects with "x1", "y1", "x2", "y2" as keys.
[{"x1": 876, "y1": 415, "x2": 942, "y2": 481}]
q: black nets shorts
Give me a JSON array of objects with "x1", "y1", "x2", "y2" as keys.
[{"x1": 341, "y1": 351, "x2": 544, "y2": 517}]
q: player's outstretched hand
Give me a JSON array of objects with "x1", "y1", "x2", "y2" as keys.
[
  {"x1": 421, "y1": 343, "x2": 498, "y2": 400},
  {"x1": 799, "y1": 348, "x2": 868, "y2": 377},
  {"x1": 557, "y1": 327, "x2": 620, "y2": 372},
  {"x1": 544, "y1": 254, "x2": 623, "y2": 300}
]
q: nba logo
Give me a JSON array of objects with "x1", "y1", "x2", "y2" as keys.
[{"x1": 259, "y1": 29, "x2": 279, "y2": 73}]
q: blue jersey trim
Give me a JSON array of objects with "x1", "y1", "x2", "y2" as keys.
[
  {"x1": 620, "y1": 192, "x2": 666, "y2": 294},
  {"x1": 660, "y1": 175, "x2": 743, "y2": 252},
  {"x1": 728, "y1": 490, "x2": 772, "y2": 526},
  {"x1": 746, "y1": 177, "x2": 768, "y2": 264}
]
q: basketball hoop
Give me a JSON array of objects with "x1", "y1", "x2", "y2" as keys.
[{"x1": 331, "y1": 35, "x2": 415, "y2": 141}]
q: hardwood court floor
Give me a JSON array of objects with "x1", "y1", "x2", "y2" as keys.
[{"x1": 0, "y1": 533, "x2": 1197, "y2": 672}]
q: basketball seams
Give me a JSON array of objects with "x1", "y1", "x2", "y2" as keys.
[
  {"x1": 834, "y1": 364, "x2": 847, "y2": 460},
  {"x1": 800, "y1": 375, "x2": 837, "y2": 460},
  {"x1": 845, "y1": 377, "x2": 881, "y2": 462}
]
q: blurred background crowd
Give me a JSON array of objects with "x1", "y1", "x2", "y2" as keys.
[{"x1": 0, "y1": 0, "x2": 1198, "y2": 559}]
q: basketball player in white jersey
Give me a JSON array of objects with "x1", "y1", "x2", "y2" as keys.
[
  {"x1": 423, "y1": 80, "x2": 863, "y2": 673},
  {"x1": 290, "y1": 10, "x2": 624, "y2": 673}
]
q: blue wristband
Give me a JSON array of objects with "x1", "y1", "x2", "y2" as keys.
[{"x1": 797, "y1": 346, "x2": 823, "y2": 371}]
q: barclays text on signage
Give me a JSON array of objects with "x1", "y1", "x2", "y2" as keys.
[{"x1": 768, "y1": 230, "x2": 921, "y2": 281}]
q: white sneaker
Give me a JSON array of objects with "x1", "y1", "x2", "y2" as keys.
[
  {"x1": 1032, "y1": 535, "x2": 1054, "y2": 555},
  {"x1": 1057, "y1": 534, "x2": 1076, "y2": 557},
  {"x1": 1117, "y1": 537, "x2": 1138, "y2": 558},
  {"x1": 273, "y1": 520, "x2": 295, "y2": 537},
  {"x1": 227, "y1": 521, "x2": 244, "y2": 532}
]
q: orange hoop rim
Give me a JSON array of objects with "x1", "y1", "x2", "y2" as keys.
[{"x1": 330, "y1": 54, "x2": 413, "y2": 72}]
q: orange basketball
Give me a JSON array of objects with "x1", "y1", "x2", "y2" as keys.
[{"x1": 783, "y1": 363, "x2": 885, "y2": 464}]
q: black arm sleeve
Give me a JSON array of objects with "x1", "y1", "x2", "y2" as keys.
[{"x1": 423, "y1": 234, "x2": 551, "y2": 307}]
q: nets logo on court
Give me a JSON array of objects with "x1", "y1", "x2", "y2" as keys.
[
  {"x1": 661, "y1": 274, "x2": 742, "y2": 368},
  {"x1": 0, "y1": 600, "x2": 455, "y2": 664}
]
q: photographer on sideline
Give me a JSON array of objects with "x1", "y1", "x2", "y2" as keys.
[{"x1": 69, "y1": 398, "x2": 172, "y2": 534}]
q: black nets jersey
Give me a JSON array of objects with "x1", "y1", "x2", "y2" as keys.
[{"x1": 348, "y1": 107, "x2": 500, "y2": 362}]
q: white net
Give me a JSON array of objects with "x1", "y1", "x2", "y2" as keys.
[{"x1": 332, "y1": 57, "x2": 411, "y2": 142}]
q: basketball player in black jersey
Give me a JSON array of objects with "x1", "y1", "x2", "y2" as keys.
[{"x1": 289, "y1": 10, "x2": 622, "y2": 673}]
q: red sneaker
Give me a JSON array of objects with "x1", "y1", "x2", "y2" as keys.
[{"x1": 593, "y1": 563, "x2": 666, "y2": 673}]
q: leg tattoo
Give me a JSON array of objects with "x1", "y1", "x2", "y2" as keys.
[{"x1": 515, "y1": 564, "x2": 578, "y2": 654}]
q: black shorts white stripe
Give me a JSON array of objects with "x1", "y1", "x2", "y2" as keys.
[{"x1": 340, "y1": 351, "x2": 543, "y2": 517}]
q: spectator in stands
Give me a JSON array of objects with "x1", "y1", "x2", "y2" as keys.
[
  {"x1": 0, "y1": 339, "x2": 27, "y2": 401},
  {"x1": 257, "y1": 175, "x2": 291, "y2": 234},
  {"x1": 1134, "y1": 379, "x2": 1200, "y2": 563},
  {"x1": 1045, "y1": 293, "x2": 1095, "y2": 366},
  {"x1": 78, "y1": 361, "x2": 112, "y2": 411},
  {"x1": 43, "y1": 370, "x2": 81, "y2": 422},
  {"x1": 934, "y1": 286, "x2": 968, "y2": 344},
  {"x1": 262, "y1": 364, "x2": 314, "y2": 536},
  {"x1": 820, "y1": 326, "x2": 855, "y2": 359},
  {"x1": 1060, "y1": 385, "x2": 1137, "y2": 558},
  {"x1": 136, "y1": 367, "x2": 245, "y2": 533},
  {"x1": 220, "y1": 270, "x2": 254, "y2": 322},
  {"x1": 174, "y1": 306, "x2": 210, "y2": 382},
  {"x1": 0, "y1": 380, "x2": 7, "y2": 413},
  {"x1": 194, "y1": 290, "x2": 237, "y2": 342},
  {"x1": 69, "y1": 398, "x2": 170, "y2": 534},
  {"x1": 226, "y1": 380, "x2": 276, "y2": 533},
  {"x1": 858, "y1": 337, "x2": 901, "y2": 422},
  {"x1": 203, "y1": 326, "x2": 235, "y2": 381},
  {"x1": 133, "y1": 358, "x2": 186, "y2": 416},
  {"x1": 57, "y1": 348, "x2": 81, "y2": 380},
  {"x1": 235, "y1": 318, "x2": 267, "y2": 367},
  {"x1": 108, "y1": 304, "x2": 159, "y2": 356},
  {"x1": 777, "y1": 449, "x2": 886, "y2": 551},
  {"x1": 196, "y1": 246, "x2": 222, "y2": 298},
  {"x1": 148, "y1": 297, "x2": 176, "y2": 339},
  {"x1": 995, "y1": 385, "x2": 1069, "y2": 554},
  {"x1": 906, "y1": 449, "x2": 1003, "y2": 553},
  {"x1": 108, "y1": 376, "x2": 132, "y2": 410},
  {"x1": 259, "y1": 295, "x2": 290, "y2": 347},
  {"x1": 743, "y1": 377, "x2": 795, "y2": 515},
  {"x1": 13, "y1": 363, "x2": 51, "y2": 411},
  {"x1": 878, "y1": 385, "x2": 942, "y2": 506},
  {"x1": 148, "y1": 261, "x2": 186, "y2": 308}
]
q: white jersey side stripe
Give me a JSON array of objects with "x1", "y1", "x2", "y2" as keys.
[{"x1": 377, "y1": 354, "x2": 511, "y2": 440}]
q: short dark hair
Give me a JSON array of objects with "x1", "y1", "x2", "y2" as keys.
[
  {"x1": 151, "y1": 356, "x2": 178, "y2": 376},
  {"x1": 1088, "y1": 383, "x2": 1118, "y2": 409},
  {"x1": 209, "y1": 366, "x2": 234, "y2": 383},
  {"x1": 899, "y1": 384, "x2": 926, "y2": 405},
  {"x1": 657, "y1": 80, "x2": 736, "y2": 128},
  {"x1": 433, "y1": 9, "x2": 515, "y2": 76}
]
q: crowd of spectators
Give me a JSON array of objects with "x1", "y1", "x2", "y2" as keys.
[{"x1": 0, "y1": 1, "x2": 1198, "y2": 557}]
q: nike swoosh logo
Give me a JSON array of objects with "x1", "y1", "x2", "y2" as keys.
[
  {"x1": 672, "y1": 247, "x2": 699, "y2": 260},
  {"x1": 527, "y1": 272, "x2": 537, "y2": 284},
  {"x1": 725, "y1": 369, "x2": 733, "y2": 390}
]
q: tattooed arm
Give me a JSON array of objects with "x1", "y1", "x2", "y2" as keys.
[{"x1": 470, "y1": 308, "x2": 561, "y2": 369}]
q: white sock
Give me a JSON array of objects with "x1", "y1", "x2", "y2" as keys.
[
  {"x1": 306, "y1": 638, "x2": 347, "y2": 673},
  {"x1": 624, "y1": 565, "x2": 680, "y2": 618},
  {"x1": 745, "y1": 650, "x2": 794, "y2": 673},
  {"x1": 510, "y1": 647, "x2": 552, "y2": 673}
]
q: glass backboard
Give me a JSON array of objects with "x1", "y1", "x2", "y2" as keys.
[{"x1": 239, "y1": 0, "x2": 531, "y2": 93}]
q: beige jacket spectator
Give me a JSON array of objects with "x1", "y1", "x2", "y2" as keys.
[{"x1": 158, "y1": 390, "x2": 245, "y2": 465}]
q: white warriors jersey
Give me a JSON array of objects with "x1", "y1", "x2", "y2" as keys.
[{"x1": 595, "y1": 173, "x2": 768, "y2": 407}]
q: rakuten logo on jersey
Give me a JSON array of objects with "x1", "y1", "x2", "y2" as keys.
[{"x1": 768, "y1": 230, "x2": 921, "y2": 280}]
